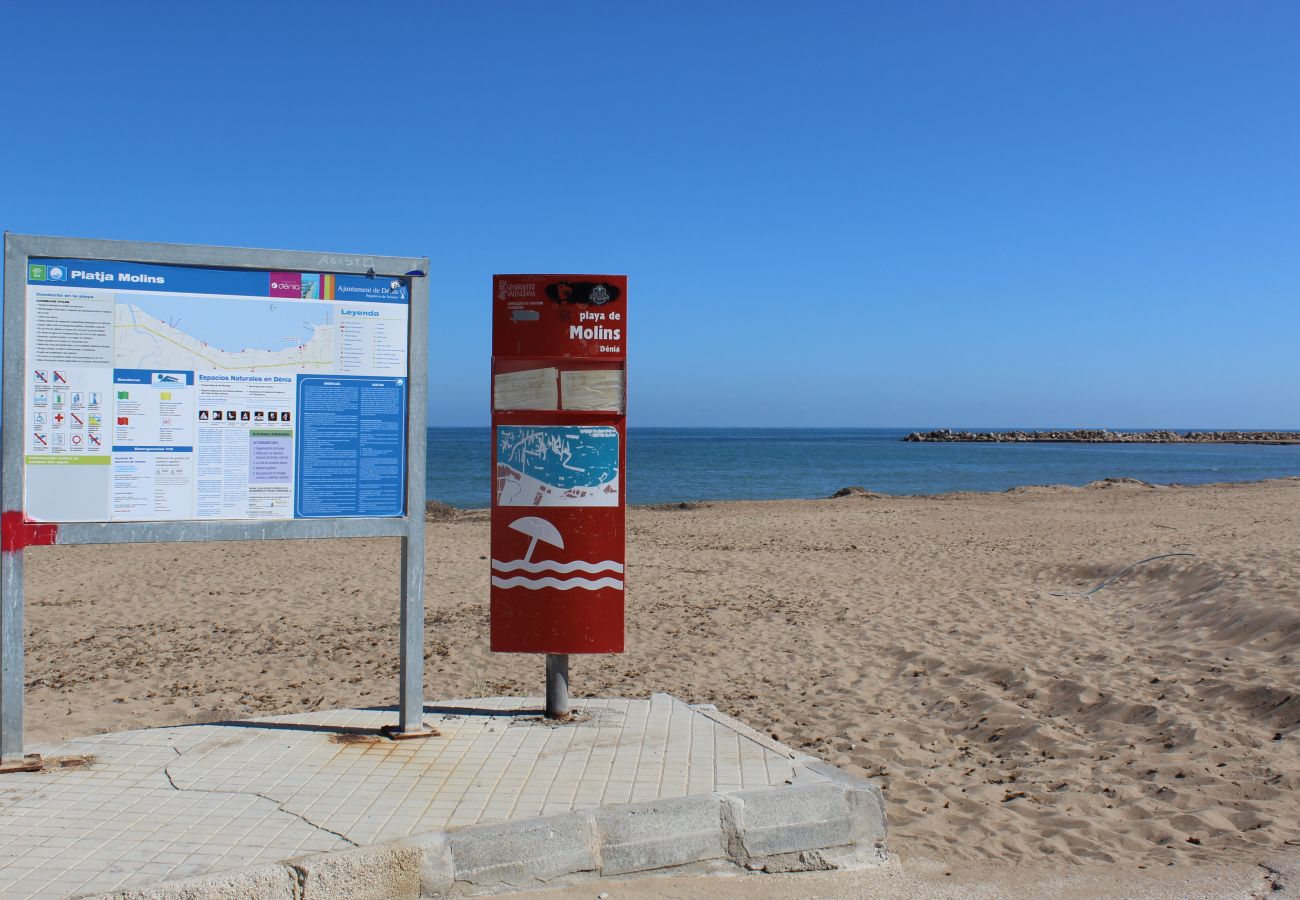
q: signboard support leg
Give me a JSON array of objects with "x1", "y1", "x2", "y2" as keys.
[
  {"x1": 0, "y1": 548, "x2": 40, "y2": 771},
  {"x1": 545, "y1": 654, "x2": 570, "y2": 719},
  {"x1": 382, "y1": 262, "x2": 434, "y2": 742},
  {"x1": 384, "y1": 529, "x2": 437, "y2": 740}
]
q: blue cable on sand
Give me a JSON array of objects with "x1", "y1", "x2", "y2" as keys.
[{"x1": 1050, "y1": 553, "x2": 1196, "y2": 598}]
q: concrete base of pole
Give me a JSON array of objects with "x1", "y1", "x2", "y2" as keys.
[{"x1": 545, "y1": 654, "x2": 570, "y2": 719}]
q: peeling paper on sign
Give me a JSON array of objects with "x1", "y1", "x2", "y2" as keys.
[
  {"x1": 493, "y1": 367, "x2": 558, "y2": 410},
  {"x1": 560, "y1": 369, "x2": 625, "y2": 412}
]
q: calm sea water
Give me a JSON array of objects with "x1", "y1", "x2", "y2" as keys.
[{"x1": 428, "y1": 427, "x2": 1300, "y2": 508}]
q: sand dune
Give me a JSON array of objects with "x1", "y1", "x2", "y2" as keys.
[{"x1": 20, "y1": 477, "x2": 1300, "y2": 873}]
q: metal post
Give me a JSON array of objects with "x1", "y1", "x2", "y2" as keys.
[
  {"x1": 386, "y1": 260, "x2": 433, "y2": 740},
  {"x1": 0, "y1": 547, "x2": 26, "y2": 766},
  {"x1": 1, "y1": 234, "x2": 38, "y2": 771},
  {"x1": 546, "y1": 654, "x2": 570, "y2": 719},
  {"x1": 394, "y1": 533, "x2": 429, "y2": 735}
]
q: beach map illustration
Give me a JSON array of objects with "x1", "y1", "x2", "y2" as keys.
[
  {"x1": 115, "y1": 295, "x2": 334, "y2": 371},
  {"x1": 495, "y1": 425, "x2": 619, "y2": 507},
  {"x1": 24, "y1": 258, "x2": 409, "y2": 523}
]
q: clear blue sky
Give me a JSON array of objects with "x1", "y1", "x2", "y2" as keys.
[{"x1": 3, "y1": 2, "x2": 1297, "y2": 427}]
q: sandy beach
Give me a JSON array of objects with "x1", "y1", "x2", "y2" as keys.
[{"x1": 20, "y1": 477, "x2": 1300, "y2": 883}]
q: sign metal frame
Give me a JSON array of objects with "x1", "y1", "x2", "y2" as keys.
[{"x1": 1, "y1": 233, "x2": 432, "y2": 766}]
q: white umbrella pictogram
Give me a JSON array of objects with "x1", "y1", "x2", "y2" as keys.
[{"x1": 509, "y1": 516, "x2": 564, "y2": 564}]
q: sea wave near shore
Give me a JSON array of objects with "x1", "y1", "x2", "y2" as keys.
[
  {"x1": 23, "y1": 477, "x2": 1300, "y2": 870},
  {"x1": 428, "y1": 427, "x2": 1300, "y2": 507}
]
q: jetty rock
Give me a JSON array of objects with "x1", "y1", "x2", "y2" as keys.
[
  {"x1": 828, "y1": 485, "x2": 885, "y2": 499},
  {"x1": 425, "y1": 500, "x2": 461, "y2": 521},
  {"x1": 902, "y1": 429, "x2": 1300, "y2": 444}
]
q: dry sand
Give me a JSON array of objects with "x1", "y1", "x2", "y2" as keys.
[
  {"x1": 19, "y1": 477, "x2": 1300, "y2": 885},
  {"x1": 529, "y1": 854, "x2": 1299, "y2": 899}
]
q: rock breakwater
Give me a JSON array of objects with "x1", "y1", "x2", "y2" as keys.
[{"x1": 903, "y1": 429, "x2": 1300, "y2": 444}]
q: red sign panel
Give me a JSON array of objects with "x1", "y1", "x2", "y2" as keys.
[
  {"x1": 493, "y1": 276, "x2": 626, "y2": 360},
  {"x1": 490, "y1": 275, "x2": 627, "y2": 654}
]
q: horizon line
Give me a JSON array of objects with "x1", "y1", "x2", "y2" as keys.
[{"x1": 424, "y1": 423, "x2": 1300, "y2": 431}]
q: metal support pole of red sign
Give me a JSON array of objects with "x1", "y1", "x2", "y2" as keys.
[
  {"x1": 545, "y1": 654, "x2": 570, "y2": 719},
  {"x1": 490, "y1": 275, "x2": 628, "y2": 714}
]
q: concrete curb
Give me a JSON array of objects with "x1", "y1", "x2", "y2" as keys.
[
  {"x1": 80, "y1": 704, "x2": 887, "y2": 899},
  {"x1": 83, "y1": 777, "x2": 885, "y2": 898}
]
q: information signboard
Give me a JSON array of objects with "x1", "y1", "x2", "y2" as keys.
[
  {"x1": 22, "y1": 258, "x2": 410, "y2": 522},
  {"x1": 1, "y1": 234, "x2": 432, "y2": 767},
  {"x1": 490, "y1": 275, "x2": 627, "y2": 656}
]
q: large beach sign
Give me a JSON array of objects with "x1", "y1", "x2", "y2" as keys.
[
  {"x1": 1, "y1": 234, "x2": 432, "y2": 769},
  {"x1": 490, "y1": 275, "x2": 627, "y2": 713},
  {"x1": 20, "y1": 257, "x2": 410, "y2": 522}
]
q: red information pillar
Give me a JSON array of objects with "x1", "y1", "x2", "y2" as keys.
[{"x1": 490, "y1": 275, "x2": 627, "y2": 654}]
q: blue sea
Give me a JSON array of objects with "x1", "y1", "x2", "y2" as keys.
[{"x1": 429, "y1": 427, "x2": 1300, "y2": 508}]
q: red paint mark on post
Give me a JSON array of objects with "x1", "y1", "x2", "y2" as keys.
[{"x1": 1, "y1": 512, "x2": 58, "y2": 552}]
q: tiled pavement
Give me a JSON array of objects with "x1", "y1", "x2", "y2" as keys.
[{"x1": 0, "y1": 695, "x2": 798, "y2": 898}]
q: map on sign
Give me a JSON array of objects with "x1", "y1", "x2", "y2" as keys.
[
  {"x1": 24, "y1": 257, "x2": 410, "y2": 523},
  {"x1": 496, "y1": 425, "x2": 619, "y2": 507},
  {"x1": 116, "y1": 296, "x2": 335, "y2": 372}
]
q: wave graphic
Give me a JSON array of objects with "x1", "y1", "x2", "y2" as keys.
[
  {"x1": 491, "y1": 575, "x2": 624, "y2": 591},
  {"x1": 491, "y1": 558, "x2": 624, "y2": 575}
]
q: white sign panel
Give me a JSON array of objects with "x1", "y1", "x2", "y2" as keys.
[{"x1": 23, "y1": 259, "x2": 411, "y2": 522}]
